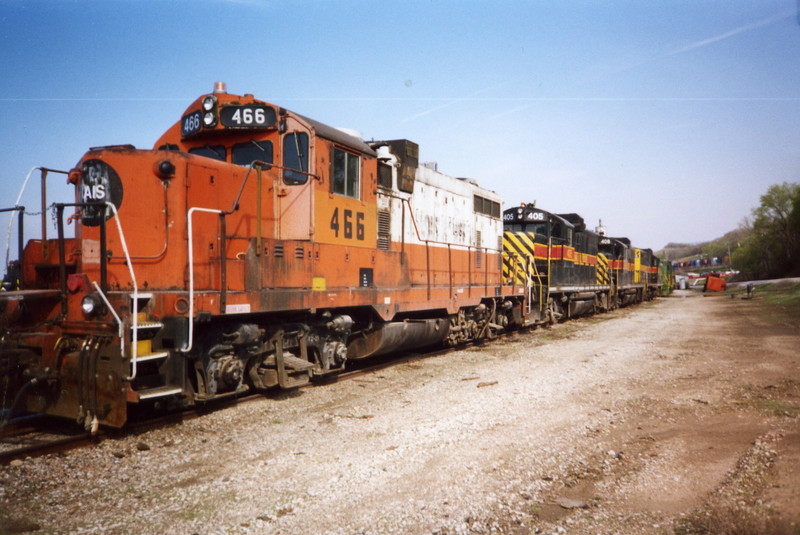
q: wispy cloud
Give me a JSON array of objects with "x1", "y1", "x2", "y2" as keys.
[
  {"x1": 666, "y1": 10, "x2": 795, "y2": 57},
  {"x1": 215, "y1": 0, "x2": 271, "y2": 6},
  {"x1": 401, "y1": 80, "x2": 516, "y2": 123},
  {"x1": 487, "y1": 104, "x2": 530, "y2": 121}
]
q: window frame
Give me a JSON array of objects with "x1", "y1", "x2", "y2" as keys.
[
  {"x1": 473, "y1": 194, "x2": 500, "y2": 219},
  {"x1": 232, "y1": 139, "x2": 273, "y2": 168},
  {"x1": 188, "y1": 144, "x2": 227, "y2": 162},
  {"x1": 282, "y1": 131, "x2": 310, "y2": 185},
  {"x1": 331, "y1": 146, "x2": 361, "y2": 199}
]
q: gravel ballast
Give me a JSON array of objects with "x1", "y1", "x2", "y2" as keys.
[{"x1": 2, "y1": 293, "x2": 799, "y2": 534}]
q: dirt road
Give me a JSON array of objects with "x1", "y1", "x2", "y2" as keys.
[{"x1": 1, "y1": 292, "x2": 798, "y2": 534}]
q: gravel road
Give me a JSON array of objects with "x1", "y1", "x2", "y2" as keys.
[{"x1": 1, "y1": 292, "x2": 798, "y2": 534}]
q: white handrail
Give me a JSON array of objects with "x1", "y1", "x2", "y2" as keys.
[
  {"x1": 91, "y1": 280, "x2": 124, "y2": 354},
  {"x1": 4, "y1": 167, "x2": 40, "y2": 270},
  {"x1": 180, "y1": 206, "x2": 223, "y2": 354},
  {"x1": 100, "y1": 202, "x2": 139, "y2": 380}
]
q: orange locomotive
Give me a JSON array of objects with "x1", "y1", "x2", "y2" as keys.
[{"x1": 1, "y1": 83, "x2": 522, "y2": 430}]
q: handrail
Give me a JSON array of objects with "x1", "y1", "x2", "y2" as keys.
[
  {"x1": 4, "y1": 166, "x2": 39, "y2": 271},
  {"x1": 181, "y1": 206, "x2": 223, "y2": 354},
  {"x1": 532, "y1": 250, "x2": 544, "y2": 312},
  {"x1": 91, "y1": 280, "x2": 125, "y2": 357},
  {"x1": 180, "y1": 161, "x2": 319, "y2": 353},
  {"x1": 229, "y1": 160, "x2": 318, "y2": 214},
  {"x1": 103, "y1": 202, "x2": 140, "y2": 381},
  {"x1": 0, "y1": 207, "x2": 24, "y2": 289},
  {"x1": 386, "y1": 192, "x2": 502, "y2": 253},
  {"x1": 506, "y1": 250, "x2": 540, "y2": 315},
  {"x1": 4, "y1": 166, "x2": 69, "y2": 285},
  {"x1": 546, "y1": 237, "x2": 552, "y2": 311},
  {"x1": 398, "y1": 197, "x2": 498, "y2": 295},
  {"x1": 54, "y1": 201, "x2": 140, "y2": 380}
]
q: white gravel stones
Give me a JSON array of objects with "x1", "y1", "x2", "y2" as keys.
[{"x1": 2, "y1": 296, "x2": 797, "y2": 533}]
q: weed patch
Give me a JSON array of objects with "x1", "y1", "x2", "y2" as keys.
[
  {"x1": 674, "y1": 504, "x2": 799, "y2": 535},
  {"x1": 747, "y1": 282, "x2": 800, "y2": 326},
  {"x1": 741, "y1": 398, "x2": 800, "y2": 418}
]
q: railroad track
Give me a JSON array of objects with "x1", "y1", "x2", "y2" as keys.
[{"x1": 0, "y1": 417, "x2": 93, "y2": 464}]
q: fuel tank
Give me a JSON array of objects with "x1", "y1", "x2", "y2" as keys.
[{"x1": 347, "y1": 318, "x2": 450, "y2": 360}]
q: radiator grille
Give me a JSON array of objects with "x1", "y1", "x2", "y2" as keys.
[
  {"x1": 377, "y1": 209, "x2": 391, "y2": 251},
  {"x1": 498, "y1": 236, "x2": 503, "y2": 269},
  {"x1": 475, "y1": 231, "x2": 482, "y2": 267}
]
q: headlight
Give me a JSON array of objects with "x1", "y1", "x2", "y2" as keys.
[
  {"x1": 81, "y1": 294, "x2": 102, "y2": 316},
  {"x1": 201, "y1": 96, "x2": 218, "y2": 128}
]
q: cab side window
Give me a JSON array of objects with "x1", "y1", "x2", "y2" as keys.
[
  {"x1": 551, "y1": 222, "x2": 564, "y2": 244},
  {"x1": 283, "y1": 132, "x2": 309, "y2": 185},
  {"x1": 332, "y1": 147, "x2": 360, "y2": 198}
]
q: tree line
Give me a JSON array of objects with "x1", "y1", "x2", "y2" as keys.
[{"x1": 729, "y1": 182, "x2": 800, "y2": 280}]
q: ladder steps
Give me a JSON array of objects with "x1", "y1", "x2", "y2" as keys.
[
  {"x1": 133, "y1": 321, "x2": 164, "y2": 330},
  {"x1": 135, "y1": 351, "x2": 169, "y2": 363},
  {"x1": 136, "y1": 386, "x2": 182, "y2": 400}
]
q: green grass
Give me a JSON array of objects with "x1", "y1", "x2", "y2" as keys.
[
  {"x1": 673, "y1": 505, "x2": 800, "y2": 535},
  {"x1": 752, "y1": 281, "x2": 800, "y2": 303},
  {"x1": 735, "y1": 282, "x2": 800, "y2": 326},
  {"x1": 177, "y1": 508, "x2": 202, "y2": 521},
  {"x1": 742, "y1": 398, "x2": 800, "y2": 419}
]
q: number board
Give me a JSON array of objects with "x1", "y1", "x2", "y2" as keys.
[
  {"x1": 181, "y1": 111, "x2": 202, "y2": 137},
  {"x1": 316, "y1": 197, "x2": 376, "y2": 247},
  {"x1": 503, "y1": 209, "x2": 547, "y2": 222},
  {"x1": 525, "y1": 211, "x2": 546, "y2": 221},
  {"x1": 220, "y1": 105, "x2": 277, "y2": 129}
]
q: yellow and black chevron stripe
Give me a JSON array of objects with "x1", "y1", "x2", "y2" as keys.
[
  {"x1": 502, "y1": 231, "x2": 541, "y2": 286},
  {"x1": 504, "y1": 231, "x2": 609, "y2": 288},
  {"x1": 596, "y1": 252, "x2": 610, "y2": 285}
]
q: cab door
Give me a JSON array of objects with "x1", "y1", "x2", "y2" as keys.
[{"x1": 278, "y1": 127, "x2": 313, "y2": 241}]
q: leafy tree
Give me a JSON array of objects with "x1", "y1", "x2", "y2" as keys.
[
  {"x1": 733, "y1": 183, "x2": 800, "y2": 279},
  {"x1": 755, "y1": 182, "x2": 798, "y2": 259},
  {"x1": 701, "y1": 240, "x2": 728, "y2": 262},
  {"x1": 789, "y1": 186, "x2": 800, "y2": 274},
  {"x1": 731, "y1": 217, "x2": 761, "y2": 278},
  {"x1": 731, "y1": 236, "x2": 762, "y2": 278}
]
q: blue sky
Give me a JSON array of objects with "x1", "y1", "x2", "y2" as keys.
[{"x1": 2, "y1": 0, "x2": 800, "y2": 268}]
